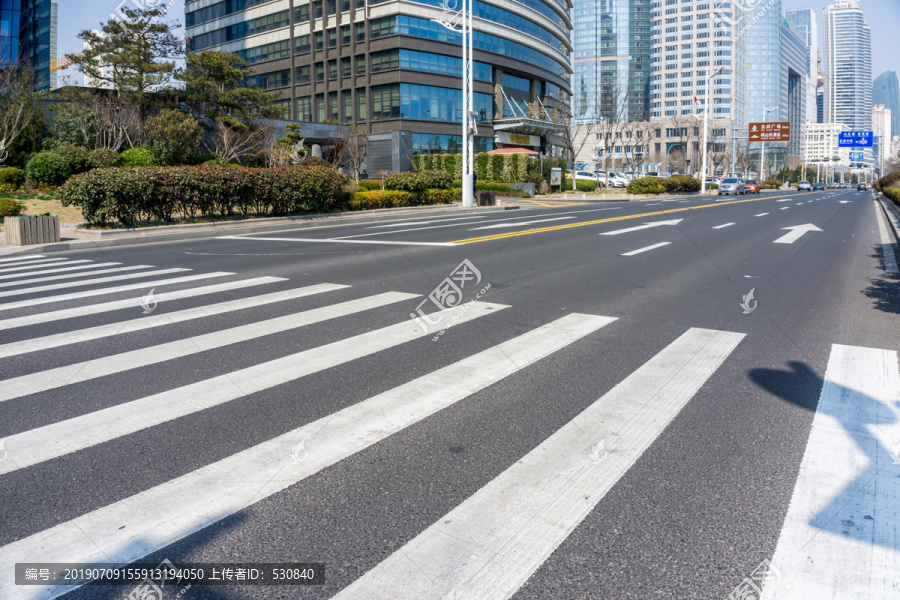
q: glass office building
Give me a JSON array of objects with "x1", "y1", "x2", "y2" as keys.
[
  {"x1": 573, "y1": 0, "x2": 651, "y2": 123},
  {"x1": 185, "y1": 0, "x2": 573, "y2": 171},
  {"x1": 822, "y1": 1, "x2": 871, "y2": 133},
  {"x1": 873, "y1": 70, "x2": 900, "y2": 141},
  {"x1": 781, "y1": 20, "x2": 808, "y2": 155},
  {"x1": 18, "y1": 0, "x2": 54, "y2": 90},
  {"x1": 785, "y1": 8, "x2": 817, "y2": 128},
  {"x1": 0, "y1": 0, "x2": 20, "y2": 68}
]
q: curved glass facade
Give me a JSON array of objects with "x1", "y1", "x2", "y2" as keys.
[
  {"x1": 0, "y1": 0, "x2": 20, "y2": 68},
  {"x1": 371, "y1": 49, "x2": 493, "y2": 81},
  {"x1": 371, "y1": 83, "x2": 493, "y2": 123}
]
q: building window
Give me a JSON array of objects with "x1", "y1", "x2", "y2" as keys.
[
  {"x1": 327, "y1": 0, "x2": 336, "y2": 15},
  {"x1": 327, "y1": 28, "x2": 337, "y2": 48},
  {"x1": 244, "y1": 69, "x2": 290, "y2": 90},
  {"x1": 502, "y1": 73, "x2": 531, "y2": 92},
  {"x1": 314, "y1": 31, "x2": 324, "y2": 51},
  {"x1": 313, "y1": 1, "x2": 322, "y2": 18},
  {"x1": 316, "y1": 93, "x2": 325, "y2": 121},
  {"x1": 315, "y1": 63, "x2": 324, "y2": 82},
  {"x1": 273, "y1": 98, "x2": 292, "y2": 119},
  {"x1": 328, "y1": 59, "x2": 337, "y2": 80},
  {"x1": 369, "y1": 49, "x2": 491, "y2": 80},
  {"x1": 298, "y1": 96, "x2": 312, "y2": 121},
  {"x1": 342, "y1": 0, "x2": 350, "y2": 11},
  {"x1": 239, "y1": 40, "x2": 290, "y2": 64},
  {"x1": 341, "y1": 25, "x2": 351, "y2": 45},
  {"x1": 356, "y1": 54, "x2": 366, "y2": 75},
  {"x1": 297, "y1": 35, "x2": 311, "y2": 54},
  {"x1": 371, "y1": 83, "x2": 493, "y2": 123},
  {"x1": 342, "y1": 56, "x2": 351, "y2": 78},
  {"x1": 355, "y1": 23, "x2": 365, "y2": 42},
  {"x1": 297, "y1": 65, "x2": 311, "y2": 84},
  {"x1": 343, "y1": 90, "x2": 353, "y2": 122},
  {"x1": 328, "y1": 91, "x2": 339, "y2": 121},
  {"x1": 357, "y1": 88, "x2": 367, "y2": 120},
  {"x1": 295, "y1": 4, "x2": 310, "y2": 23}
]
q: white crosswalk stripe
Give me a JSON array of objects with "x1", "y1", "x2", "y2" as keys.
[
  {"x1": 761, "y1": 344, "x2": 900, "y2": 600},
  {"x1": 0, "y1": 264, "x2": 151, "y2": 288},
  {"x1": 0, "y1": 276, "x2": 284, "y2": 331},
  {"x1": 0, "y1": 261, "x2": 123, "y2": 281},
  {"x1": 0, "y1": 312, "x2": 608, "y2": 600},
  {"x1": 0, "y1": 258, "x2": 79, "y2": 273},
  {"x1": 0, "y1": 267, "x2": 191, "y2": 299},
  {"x1": 0, "y1": 301, "x2": 507, "y2": 475},
  {"x1": 335, "y1": 327, "x2": 745, "y2": 600},
  {"x1": 0, "y1": 291, "x2": 416, "y2": 402},
  {"x1": 0, "y1": 283, "x2": 346, "y2": 359},
  {"x1": 0, "y1": 271, "x2": 232, "y2": 311},
  {"x1": 0, "y1": 254, "x2": 45, "y2": 263}
]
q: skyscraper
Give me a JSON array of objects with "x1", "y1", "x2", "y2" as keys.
[
  {"x1": 873, "y1": 70, "x2": 900, "y2": 140},
  {"x1": 18, "y1": 0, "x2": 55, "y2": 90},
  {"x1": 822, "y1": 2, "x2": 871, "y2": 133},
  {"x1": 185, "y1": 0, "x2": 573, "y2": 172},
  {"x1": 572, "y1": 0, "x2": 651, "y2": 123},
  {"x1": 0, "y1": 0, "x2": 20, "y2": 69},
  {"x1": 785, "y1": 7, "x2": 818, "y2": 125},
  {"x1": 781, "y1": 19, "x2": 808, "y2": 155}
]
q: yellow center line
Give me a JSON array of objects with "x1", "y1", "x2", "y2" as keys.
[{"x1": 451, "y1": 192, "x2": 817, "y2": 244}]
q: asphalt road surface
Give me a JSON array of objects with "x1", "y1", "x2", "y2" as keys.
[{"x1": 0, "y1": 188, "x2": 898, "y2": 600}]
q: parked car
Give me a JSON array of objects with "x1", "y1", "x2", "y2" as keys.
[
  {"x1": 719, "y1": 178, "x2": 746, "y2": 195},
  {"x1": 813, "y1": 182, "x2": 825, "y2": 191},
  {"x1": 744, "y1": 180, "x2": 760, "y2": 194},
  {"x1": 797, "y1": 180, "x2": 812, "y2": 191},
  {"x1": 574, "y1": 171, "x2": 600, "y2": 181},
  {"x1": 604, "y1": 173, "x2": 629, "y2": 188}
]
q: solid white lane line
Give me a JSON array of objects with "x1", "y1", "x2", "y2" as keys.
[
  {"x1": 0, "y1": 302, "x2": 508, "y2": 475},
  {"x1": 0, "y1": 262, "x2": 123, "y2": 281},
  {"x1": 0, "y1": 277, "x2": 284, "y2": 331},
  {"x1": 600, "y1": 219, "x2": 683, "y2": 236},
  {"x1": 0, "y1": 272, "x2": 233, "y2": 311},
  {"x1": 874, "y1": 201, "x2": 899, "y2": 274},
  {"x1": 336, "y1": 327, "x2": 744, "y2": 600},
  {"x1": 0, "y1": 312, "x2": 606, "y2": 600},
  {"x1": 0, "y1": 291, "x2": 416, "y2": 403},
  {"x1": 469, "y1": 216, "x2": 575, "y2": 230},
  {"x1": 0, "y1": 265, "x2": 152, "y2": 289},
  {"x1": 621, "y1": 242, "x2": 671, "y2": 256},
  {"x1": 219, "y1": 235, "x2": 459, "y2": 247},
  {"x1": 756, "y1": 213, "x2": 769, "y2": 217},
  {"x1": 0, "y1": 258, "x2": 78, "y2": 273},
  {"x1": 0, "y1": 255, "x2": 45, "y2": 264},
  {"x1": 0, "y1": 283, "x2": 347, "y2": 359},
  {"x1": 364, "y1": 216, "x2": 487, "y2": 228},
  {"x1": 780, "y1": 207, "x2": 790, "y2": 210},
  {"x1": 761, "y1": 344, "x2": 900, "y2": 600},
  {"x1": 777, "y1": 199, "x2": 792, "y2": 203},
  {"x1": 713, "y1": 223, "x2": 735, "y2": 229},
  {"x1": 0, "y1": 268, "x2": 191, "y2": 299}
]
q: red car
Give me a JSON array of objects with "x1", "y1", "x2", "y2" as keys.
[{"x1": 744, "y1": 180, "x2": 760, "y2": 194}]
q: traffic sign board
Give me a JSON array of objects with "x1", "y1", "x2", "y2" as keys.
[
  {"x1": 838, "y1": 131, "x2": 874, "y2": 147},
  {"x1": 849, "y1": 152, "x2": 864, "y2": 161},
  {"x1": 749, "y1": 122, "x2": 791, "y2": 142}
]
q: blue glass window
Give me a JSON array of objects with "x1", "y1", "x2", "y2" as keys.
[
  {"x1": 503, "y1": 73, "x2": 531, "y2": 92},
  {"x1": 370, "y1": 49, "x2": 492, "y2": 81},
  {"x1": 371, "y1": 83, "x2": 493, "y2": 124}
]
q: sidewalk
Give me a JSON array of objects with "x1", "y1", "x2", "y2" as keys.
[{"x1": 0, "y1": 203, "x2": 516, "y2": 257}]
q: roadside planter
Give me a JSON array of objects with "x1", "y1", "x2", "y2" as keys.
[{"x1": 4, "y1": 215, "x2": 61, "y2": 245}]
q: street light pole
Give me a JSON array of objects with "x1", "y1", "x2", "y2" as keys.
[
  {"x1": 760, "y1": 105, "x2": 776, "y2": 184},
  {"x1": 700, "y1": 66, "x2": 725, "y2": 194}
]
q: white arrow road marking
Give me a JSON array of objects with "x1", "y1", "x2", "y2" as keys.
[
  {"x1": 469, "y1": 216, "x2": 575, "y2": 230},
  {"x1": 621, "y1": 242, "x2": 671, "y2": 256},
  {"x1": 600, "y1": 219, "x2": 683, "y2": 236},
  {"x1": 773, "y1": 224, "x2": 822, "y2": 244},
  {"x1": 712, "y1": 223, "x2": 734, "y2": 229}
]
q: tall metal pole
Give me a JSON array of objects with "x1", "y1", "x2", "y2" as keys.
[
  {"x1": 700, "y1": 67, "x2": 723, "y2": 194},
  {"x1": 461, "y1": 0, "x2": 473, "y2": 208}
]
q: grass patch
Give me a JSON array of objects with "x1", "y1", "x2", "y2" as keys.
[{"x1": 0, "y1": 191, "x2": 85, "y2": 224}]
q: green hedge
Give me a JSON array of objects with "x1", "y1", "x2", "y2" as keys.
[
  {"x1": 346, "y1": 188, "x2": 458, "y2": 210},
  {"x1": 763, "y1": 179, "x2": 782, "y2": 189},
  {"x1": 626, "y1": 175, "x2": 701, "y2": 194},
  {"x1": 411, "y1": 153, "x2": 539, "y2": 182},
  {"x1": 88, "y1": 149, "x2": 121, "y2": 169},
  {"x1": 0, "y1": 198, "x2": 23, "y2": 217},
  {"x1": 383, "y1": 171, "x2": 452, "y2": 192},
  {"x1": 883, "y1": 186, "x2": 900, "y2": 205},
  {"x1": 53, "y1": 145, "x2": 92, "y2": 174},
  {"x1": 358, "y1": 179, "x2": 383, "y2": 191},
  {"x1": 60, "y1": 165, "x2": 349, "y2": 227},
  {"x1": 575, "y1": 179, "x2": 602, "y2": 192},
  {"x1": 875, "y1": 171, "x2": 900, "y2": 190},
  {"x1": 120, "y1": 147, "x2": 156, "y2": 167}
]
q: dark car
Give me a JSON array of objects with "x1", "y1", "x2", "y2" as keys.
[
  {"x1": 813, "y1": 182, "x2": 825, "y2": 191},
  {"x1": 857, "y1": 183, "x2": 868, "y2": 191}
]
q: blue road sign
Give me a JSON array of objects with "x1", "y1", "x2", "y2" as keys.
[
  {"x1": 849, "y1": 152, "x2": 864, "y2": 161},
  {"x1": 838, "y1": 131, "x2": 874, "y2": 147}
]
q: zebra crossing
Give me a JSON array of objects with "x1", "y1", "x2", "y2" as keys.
[{"x1": 0, "y1": 254, "x2": 896, "y2": 599}]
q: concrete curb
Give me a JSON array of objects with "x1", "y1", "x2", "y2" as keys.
[
  {"x1": 0, "y1": 204, "x2": 516, "y2": 257},
  {"x1": 877, "y1": 193, "x2": 900, "y2": 241}
]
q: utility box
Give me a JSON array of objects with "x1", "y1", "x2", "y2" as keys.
[
  {"x1": 550, "y1": 167, "x2": 562, "y2": 187},
  {"x1": 478, "y1": 192, "x2": 496, "y2": 206},
  {"x1": 4, "y1": 215, "x2": 61, "y2": 246}
]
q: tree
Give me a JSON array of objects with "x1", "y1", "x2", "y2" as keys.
[
  {"x1": 75, "y1": 7, "x2": 182, "y2": 103},
  {"x1": 145, "y1": 109, "x2": 201, "y2": 165},
  {"x1": 0, "y1": 55, "x2": 43, "y2": 166},
  {"x1": 345, "y1": 125, "x2": 368, "y2": 181}
]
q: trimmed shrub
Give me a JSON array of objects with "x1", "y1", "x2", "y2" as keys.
[
  {"x1": 627, "y1": 177, "x2": 666, "y2": 195},
  {"x1": 666, "y1": 175, "x2": 701, "y2": 193},
  {"x1": 763, "y1": 179, "x2": 782, "y2": 189},
  {"x1": 358, "y1": 179, "x2": 382, "y2": 191},
  {"x1": 883, "y1": 186, "x2": 900, "y2": 205},
  {"x1": 875, "y1": 171, "x2": 900, "y2": 190},
  {"x1": 0, "y1": 167, "x2": 25, "y2": 190},
  {"x1": 53, "y1": 144, "x2": 92, "y2": 174},
  {"x1": 576, "y1": 179, "x2": 601, "y2": 192},
  {"x1": 490, "y1": 154, "x2": 504, "y2": 180},
  {"x1": 708, "y1": 183, "x2": 719, "y2": 190},
  {"x1": 299, "y1": 156, "x2": 331, "y2": 167},
  {"x1": 59, "y1": 165, "x2": 349, "y2": 227},
  {"x1": 475, "y1": 153, "x2": 490, "y2": 180},
  {"x1": 383, "y1": 171, "x2": 452, "y2": 193},
  {"x1": 26, "y1": 152, "x2": 72, "y2": 186},
  {"x1": 346, "y1": 190, "x2": 414, "y2": 210},
  {"x1": 88, "y1": 149, "x2": 121, "y2": 169},
  {"x1": 0, "y1": 198, "x2": 23, "y2": 217},
  {"x1": 145, "y1": 109, "x2": 201, "y2": 165},
  {"x1": 424, "y1": 188, "x2": 462, "y2": 204},
  {"x1": 120, "y1": 147, "x2": 156, "y2": 167}
]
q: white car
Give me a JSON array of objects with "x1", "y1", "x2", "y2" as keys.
[
  {"x1": 574, "y1": 171, "x2": 601, "y2": 181},
  {"x1": 605, "y1": 173, "x2": 630, "y2": 188},
  {"x1": 797, "y1": 180, "x2": 812, "y2": 191}
]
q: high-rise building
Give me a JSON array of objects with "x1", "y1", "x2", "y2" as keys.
[
  {"x1": 18, "y1": 0, "x2": 55, "y2": 90},
  {"x1": 822, "y1": 2, "x2": 871, "y2": 133},
  {"x1": 0, "y1": 0, "x2": 21, "y2": 69},
  {"x1": 185, "y1": 0, "x2": 573, "y2": 172},
  {"x1": 873, "y1": 71, "x2": 900, "y2": 140},
  {"x1": 785, "y1": 7, "x2": 818, "y2": 126},
  {"x1": 572, "y1": 0, "x2": 651, "y2": 123},
  {"x1": 650, "y1": 0, "x2": 746, "y2": 124},
  {"x1": 781, "y1": 19, "x2": 809, "y2": 156},
  {"x1": 873, "y1": 103, "x2": 892, "y2": 171}
]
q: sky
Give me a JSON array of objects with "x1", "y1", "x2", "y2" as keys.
[{"x1": 54, "y1": 0, "x2": 899, "y2": 85}]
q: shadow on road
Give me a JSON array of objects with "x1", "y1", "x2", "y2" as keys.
[{"x1": 863, "y1": 246, "x2": 900, "y2": 314}]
